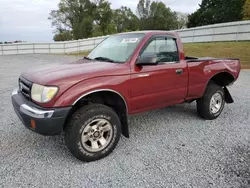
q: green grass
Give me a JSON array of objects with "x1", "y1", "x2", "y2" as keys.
[
  {"x1": 68, "y1": 51, "x2": 90, "y2": 57},
  {"x1": 184, "y1": 42, "x2": 250, "y2": 69},
  {"x1": 69, "y1": 41, "x2": 250, "y2": 69}
]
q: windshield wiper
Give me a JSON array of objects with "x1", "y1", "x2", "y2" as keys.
[
  {"x1": 94, "y1": 57, "x2": 115, "y2": 62},
  {"x1": 83, "y1": 56, "x2": 92, "y2": 60}
]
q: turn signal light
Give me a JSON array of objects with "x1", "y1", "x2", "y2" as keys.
[{"x1": 31, "y1": 119, "x2": 36, "y2": 129}]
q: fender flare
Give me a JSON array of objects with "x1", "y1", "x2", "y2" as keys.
[{"x1": 72, "y1": 89, "x2": 130, "y2": 138}]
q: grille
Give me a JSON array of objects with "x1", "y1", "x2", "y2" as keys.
[{"x1": 19, "y1": 77, "x2": 32, "y2": 100}]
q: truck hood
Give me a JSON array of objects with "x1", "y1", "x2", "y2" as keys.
[{"x1": 21, "y1": 59, "x2": 128, "y2": 86}]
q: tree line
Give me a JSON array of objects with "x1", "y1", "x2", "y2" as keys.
[
  {"x1": 49, "y1": 0, "x2": 187, "y2": 41},
  {"x1": 49, "y1": 0, "x2": 250, "y2": 41},
  {"x1": 188, "y1": 0, "x2": 250, "y2": 28}
]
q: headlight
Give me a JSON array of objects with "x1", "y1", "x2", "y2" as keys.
[{"x1": 31, "y1": 84, "x2": 59, "y2": 103}]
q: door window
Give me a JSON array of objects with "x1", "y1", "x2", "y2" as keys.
[{"x1": 141, "y1": 37, "x2": 179, "y2": 63}]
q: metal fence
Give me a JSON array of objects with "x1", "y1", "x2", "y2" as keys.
[
  {"x1": 1, "y1": 20, "x2": 250, "y2": 55},
  {"x1": 178, "y1": 20, "x2": 250, "y2": 43},
  {"x1": 0, "y1": 36, "x2": 106, "y2": 55}
]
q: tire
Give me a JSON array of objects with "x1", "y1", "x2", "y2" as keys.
[
  {"x1": 197, "y1": 82, "x2": 225, "y2": 120},
  {"x1": 64, "y1": 104, "x2": 121, "y2": 162}
]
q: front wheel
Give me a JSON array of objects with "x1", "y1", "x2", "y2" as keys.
[
  {"x1": 64, "y1": 104, "x2": 121, "y2": 162},
  {"x1": 197, "y1": 82, "x2": 225, "y2": 120}
]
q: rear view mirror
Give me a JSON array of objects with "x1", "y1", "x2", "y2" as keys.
[{"x1": 136, "y1": 55, "x2": 158, "y2": 66}]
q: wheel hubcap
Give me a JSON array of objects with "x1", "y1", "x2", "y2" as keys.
[
  {"x1": 81, "y1": 119, "x2": 113, "y2": 152},
  {"x1": 210, "y1": 92, "x2": 223, "y2": 114}
]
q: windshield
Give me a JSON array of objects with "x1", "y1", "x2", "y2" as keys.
[{"x1": 87, "y1": 33, "x2": 145, "y2": 63}]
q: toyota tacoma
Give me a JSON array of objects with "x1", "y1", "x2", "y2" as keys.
[{"x1": 12, "y1": 31, "x2": 241, "y2": 162}]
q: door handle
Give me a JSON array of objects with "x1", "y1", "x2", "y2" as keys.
[{"x1": 176, "y1": 69, "x2": 183, "y2": 75}]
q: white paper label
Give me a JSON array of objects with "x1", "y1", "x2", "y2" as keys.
[{"x1": 121, "y1": 38, "x2": 139, "y2": 43}]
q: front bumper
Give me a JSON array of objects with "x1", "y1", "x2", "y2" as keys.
[{"x1": 11, "y1": 88, "x2": 71, "y2": 136}]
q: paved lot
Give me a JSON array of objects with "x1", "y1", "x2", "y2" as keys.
[{"x1": 0, "y1": 54, "x2": 249, "y2": 188}]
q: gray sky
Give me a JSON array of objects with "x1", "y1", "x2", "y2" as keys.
[{"x1": 0, "y1": 0, "x2": 201, "y2": 42}]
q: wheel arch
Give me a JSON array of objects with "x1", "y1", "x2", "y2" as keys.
[
  {"x1": 200, "y1": 71, "x2": 235, "y2": 103},
  {"x1": 201, "y1": 72, "x2": 235, "y2": 95},
  {"x1": 65, "y1": 89, "x2": 129, "y2": 138},
  {"x1": 73, "y1": 89, "x2": 128, "y2": 110},
  {"x1": 209, "y1": 71, "x2": 236, "y2": 87}
]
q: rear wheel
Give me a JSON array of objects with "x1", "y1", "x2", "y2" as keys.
[
  {"x1": 64, "y1": 104, "x2": 121, "y2": 162},
  {"x1": 197, "y1": 82, "x2": 225, "y2": 120}
]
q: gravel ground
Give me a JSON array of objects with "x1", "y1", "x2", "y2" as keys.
[{"x1": 0, "y1": 54, "x2": 249, "y2": 188}]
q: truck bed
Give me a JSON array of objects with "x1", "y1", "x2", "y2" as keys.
[
  {"x1": 185, "y1": 57, "x2": 240, "y2": 101},
  {"x1": 185, "y1": 56, "x2": 240, "y2": 62}
]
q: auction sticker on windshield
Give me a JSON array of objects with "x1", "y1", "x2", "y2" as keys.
[{"x1": 121, "y1": 38, "x2": 139, "y2": 43}]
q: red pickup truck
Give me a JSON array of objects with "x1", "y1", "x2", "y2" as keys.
[{"x1": 12, "y1": 31, "x2": 241, "y2": 162}]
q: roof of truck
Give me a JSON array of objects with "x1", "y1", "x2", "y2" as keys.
[{"x1": 115, "y1": 30, "x2": 178, "y2": 37}]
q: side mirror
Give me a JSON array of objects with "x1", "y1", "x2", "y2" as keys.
[{"x1": 136, "y1": 55, "x2": 158, "y2": 66}]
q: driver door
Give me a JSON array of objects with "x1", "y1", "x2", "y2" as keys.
[{"x1": 130, "y1": 36, "x2": 188, "y2": 113}]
